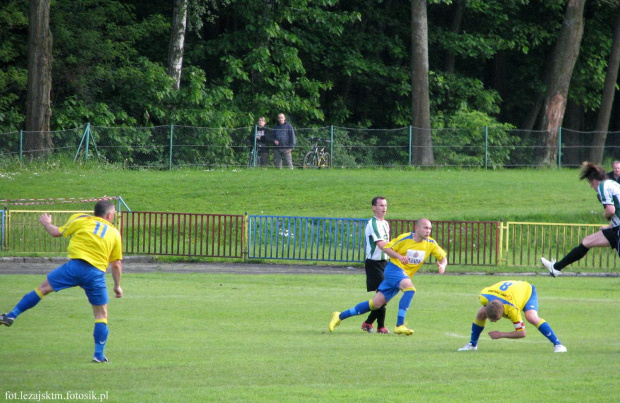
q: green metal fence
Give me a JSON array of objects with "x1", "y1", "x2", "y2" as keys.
[{"x1": 2, "y1": 124, "x2": 620, "y2": 169}]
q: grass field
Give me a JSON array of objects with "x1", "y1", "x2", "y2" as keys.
[
  {"x1": 0, "y1": 165, "x2": 603, "y2": 223},
  {"x1": 1, "y1": 272, "x2": 618, "y2": 402}
]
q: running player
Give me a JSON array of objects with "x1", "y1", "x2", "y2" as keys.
[
  {"x1": 542, "y1": 162, "x2": 620, "y2": 276},
  {"x1": 0, "y1": 201, "x2": 123, "y2": 363},
  {"x1": 361, "y1": 196, "x2": 391, "y2": 333},
  {"x1": 329, "y1": 218, "x2": 447, "y2": 335}
]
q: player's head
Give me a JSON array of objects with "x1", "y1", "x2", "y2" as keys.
[
  {"x1": 371, "y1": 196, "x2": 387, "y2": 218},
  {"x1": 485, "y1": 299, "x2": 504, "y2": 322},
  {"x1": 414, "y1": 218, "x2": 432, "y2": 238},
  {"x1": 579, "y1": 161, "x2": 607, "y2": 184},
  {"x1": 94, "y1": 200, "x2": 116, "y2": 220}
]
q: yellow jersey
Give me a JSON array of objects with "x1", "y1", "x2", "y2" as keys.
[
  {"x1": 383, "y1": 232, "x2": 447, "y2": 278},
  {"x1": 479, "y1": 280, "x2": 533, "y2": 330},
  {"x1": 58, "y1": 213, "x2": 123, "y2": 272}
]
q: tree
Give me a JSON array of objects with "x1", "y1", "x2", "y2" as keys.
[
  {"x1": 167, "y1": 0, "x2": 189, "y2": 90},
  {"x1": 589, "y1": 10, "x2": 620, "y2": 164},
  {"x1": 24, "y1": 0, "x2": 53, "y2": 156},
  {"x1": 411, "y1": 0, "x2": 433, "y2": 165},
  {"x1": 539, "y1": 0, "x2": 586, "y2": 166}
]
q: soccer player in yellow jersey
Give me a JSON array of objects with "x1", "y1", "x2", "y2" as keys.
[
  {"x1": 329, "y1": 218, "x2": 447, "y2": 335},
  {"x1": 457, "y1": 280, "x2": 567, "y2": 353},
  {"x1": 0, "y1": 201, "x2": 123, "y2": 363}
]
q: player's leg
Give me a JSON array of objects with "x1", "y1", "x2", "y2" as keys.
[
  {"x1": 80, "y1": 263, "x2": 111, "y2": 362},
  {"x1": 0, "y1": 279, "x2": 53, "y2": 326},
  {"x1": 1, "y1": 262, "x2": 69, "y2": 327},
  {"x1": 543, "y1": 228, "x2": 613, "y2": 275},
  {"x1": 393, "y1": 278, "x2": 415, "y2": 335},
  {"x1": 329, "y1": 291, "x2": 389, "y2": 332},
  {"x1": 523, "y1": 286, "x2": 566, "y2": 352},
  {"x1": 92, "y1": 304, "x2": 109, "y2": 363},
  {"x1": 458, "y1": 306, "x2": 487, "y2": 351},
  {"x1": 362, "y1": 260, "x2": 385, "y2": 332}
]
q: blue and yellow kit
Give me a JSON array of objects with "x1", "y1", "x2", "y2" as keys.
[
  {"x1": 59, "y1": 213, "x2": 123, "y2": 272},
  {"x1": 479, "y1": 280, "x2": 533, "y2": 331},
  {"x1": 383, "y1": 231, "x2": 447, "y2": 278}
]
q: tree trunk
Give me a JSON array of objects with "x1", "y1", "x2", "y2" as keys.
[
  {"x1": 25, "y1": 0, "x2": 53, "y2": 157},
  {"x1": 411, "y1": 0, "x2": 433, "y2": 166},
  {"x1": 167, "y1": 0, "x2": 189, "y2": 90},
  {"x1": 589, "y1": 11, "x2": 620, "y2": 164},
  {"x1": 539, "y1": 0, "x2": 586, "y2": 166},
  {"x1": 444, "y1": 0, "x2": 465, "y2": 74}
]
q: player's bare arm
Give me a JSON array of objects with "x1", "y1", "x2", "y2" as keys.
[
  {"x1": 384, "y1": 247, "x2": 408, "y2": 265},
  {"x1": 39, "y1": 213, "x2": 62, "y2": 237},
  {"x1": 488, "y1": 328, "x2": 526, "y2": 339},
  {"x1": 436, "y1": 257, "x2": 447, "y2": 274},
  {"x1": 111, "y1": 260, "x2": 123, "y2": 298}
]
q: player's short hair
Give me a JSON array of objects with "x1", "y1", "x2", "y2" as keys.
[
  {"x1": 485, "y1": 299, "x2": 504, "y2": 321},
  {"x1": 371, "y1": 196, "x2": 386, "y2": 206},
  {"x1": 579, "y1": 161, "x2": 607, "y2": 182},
  {"x1": 94, "y1": 200, "x2": 115, "y2": 218}
]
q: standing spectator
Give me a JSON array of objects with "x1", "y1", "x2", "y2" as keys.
[
  {"x1": 607, "y1": 160, "x2": 620, "y2": 183},
  {"x1": 251, "y1": 116, "x2": 271, "y2": 166},
  {"x1": 271, "y1": 113, "x2": 296, "y2": 169},
  {"x1": 329, "y1": 218, "x2": 447, "y2": 335},
  {"x1": 361, "y1": 196, "x2": 391, "y2": 334},
  {"x1": 541, "y1": 162, "x2": 620, "y2": 277},
  {"x1": 0, "y1": 201, "x2": 123, "y2": 363},
  {"x1": 457, "y1": 280, "x2": 567, "y2": 353}
]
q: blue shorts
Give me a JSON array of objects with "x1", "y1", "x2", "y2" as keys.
[
  {"x1": 377, "y1": 262, "x2": 409, "y2": 302},
  {"x1": 47, "y1": 259, "x2": 108, "y2": 306},
  {"x1": 523, "y1": 285, "x2": 539, "y2": 312}
]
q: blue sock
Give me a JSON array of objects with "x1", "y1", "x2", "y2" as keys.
[
  {"x1": 396, "y1": 290, "x2": 415, "y2": 326},
  {"x1": 93, "y1": 321, "x2": 109, "y2": 359},
  {"x1": 340, "y1": 301, "x2": 371, "y2": 320},
  {"x1": 537, "y1": 321, "x2": 560, "y2": 345},
  {"x1": 470, "y1": 322, "x2": 485, "y2": 346},
  {"x1": 9, "y1": 290, "x2": 43, "y2": 318}
]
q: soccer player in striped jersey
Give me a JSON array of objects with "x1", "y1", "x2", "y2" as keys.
[
  {"x1": 329, "y1": 218, "x2": 447, "y2": 335},
  {"x1": 361, "y1": 196, "x2": 390, "y2": 334},
  {"x1": 458, "y1": 280, "x2": 567, "y2": 353},
  {"x1": 541, "y1": 162, "x2": 620, "y2": 277},
  {"x1": 0, "y1": 201, "x2": 123, "y2": 363}
]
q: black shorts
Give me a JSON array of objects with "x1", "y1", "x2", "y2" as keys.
[
  {"x1": 602, "y1": 226, "x2": 620, "y2": 255},
  {"x1": 365, "y1": 259, "x2": 388, "y2": 292}
]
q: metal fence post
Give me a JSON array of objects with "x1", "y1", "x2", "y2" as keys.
[
  {"x1": 169, "y1": 124, "x2": 174, "y2": 171},
  {"x1": 330, "y1": 125, "x2": 334, "y2": 165},
  {"x1": 19, "y1": 130, "x2": 23, "y2": 163},
  {"x1": 408, "y1": 125, "x2": 413, "y2": 166},
  {"x1": 558, "y1": 126, "x2": 562, "y2": 169},
  {"x1": 84, "y1": 123, "x2": 90, "y2": 160},
  {"x1": 485, "y1": 126, "x2": 488, "y2": 170}
]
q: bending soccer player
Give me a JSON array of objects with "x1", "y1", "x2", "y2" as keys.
[
  {"x1": 0, "y1": 201, "x2": 123, "y2": 363},
  {"x1": 457, "y1": 280, "x2": 567, "y2": 353},
  {"x1": 329, "y1": 218, "x2": 447, "y2": 335},
  {"x1": 541, "y1": 162, "x2": 620, "y2": 277}
]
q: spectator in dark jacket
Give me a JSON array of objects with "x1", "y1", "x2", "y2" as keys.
[{"x1": 271, "y1": 113, "x2": 296, "y2": 169}]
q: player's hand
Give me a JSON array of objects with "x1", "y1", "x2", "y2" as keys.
[
  {"x1": 437, "y1": 263, "x2": 446, "y2": 274},
  {"x1": 114, "y1": 286, "x2": 123, "y2": 298},
  {"x1": 488, "y1": 331, "x2": 502, "y2": 339},
  {"x1": 39, "y1": 213, "x2": 53, "y2": 226},
  {"x1": 397, "y1": 255, "x2": 409, "y2": 265}
]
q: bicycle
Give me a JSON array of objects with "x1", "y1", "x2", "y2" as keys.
[{"x1": 303, "y1": 137, "x2": 331, "y2": 169}]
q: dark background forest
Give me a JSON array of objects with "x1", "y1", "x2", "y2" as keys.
[{"x1": 1, "y1": 0, "x2": 620, "y2": 165}]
